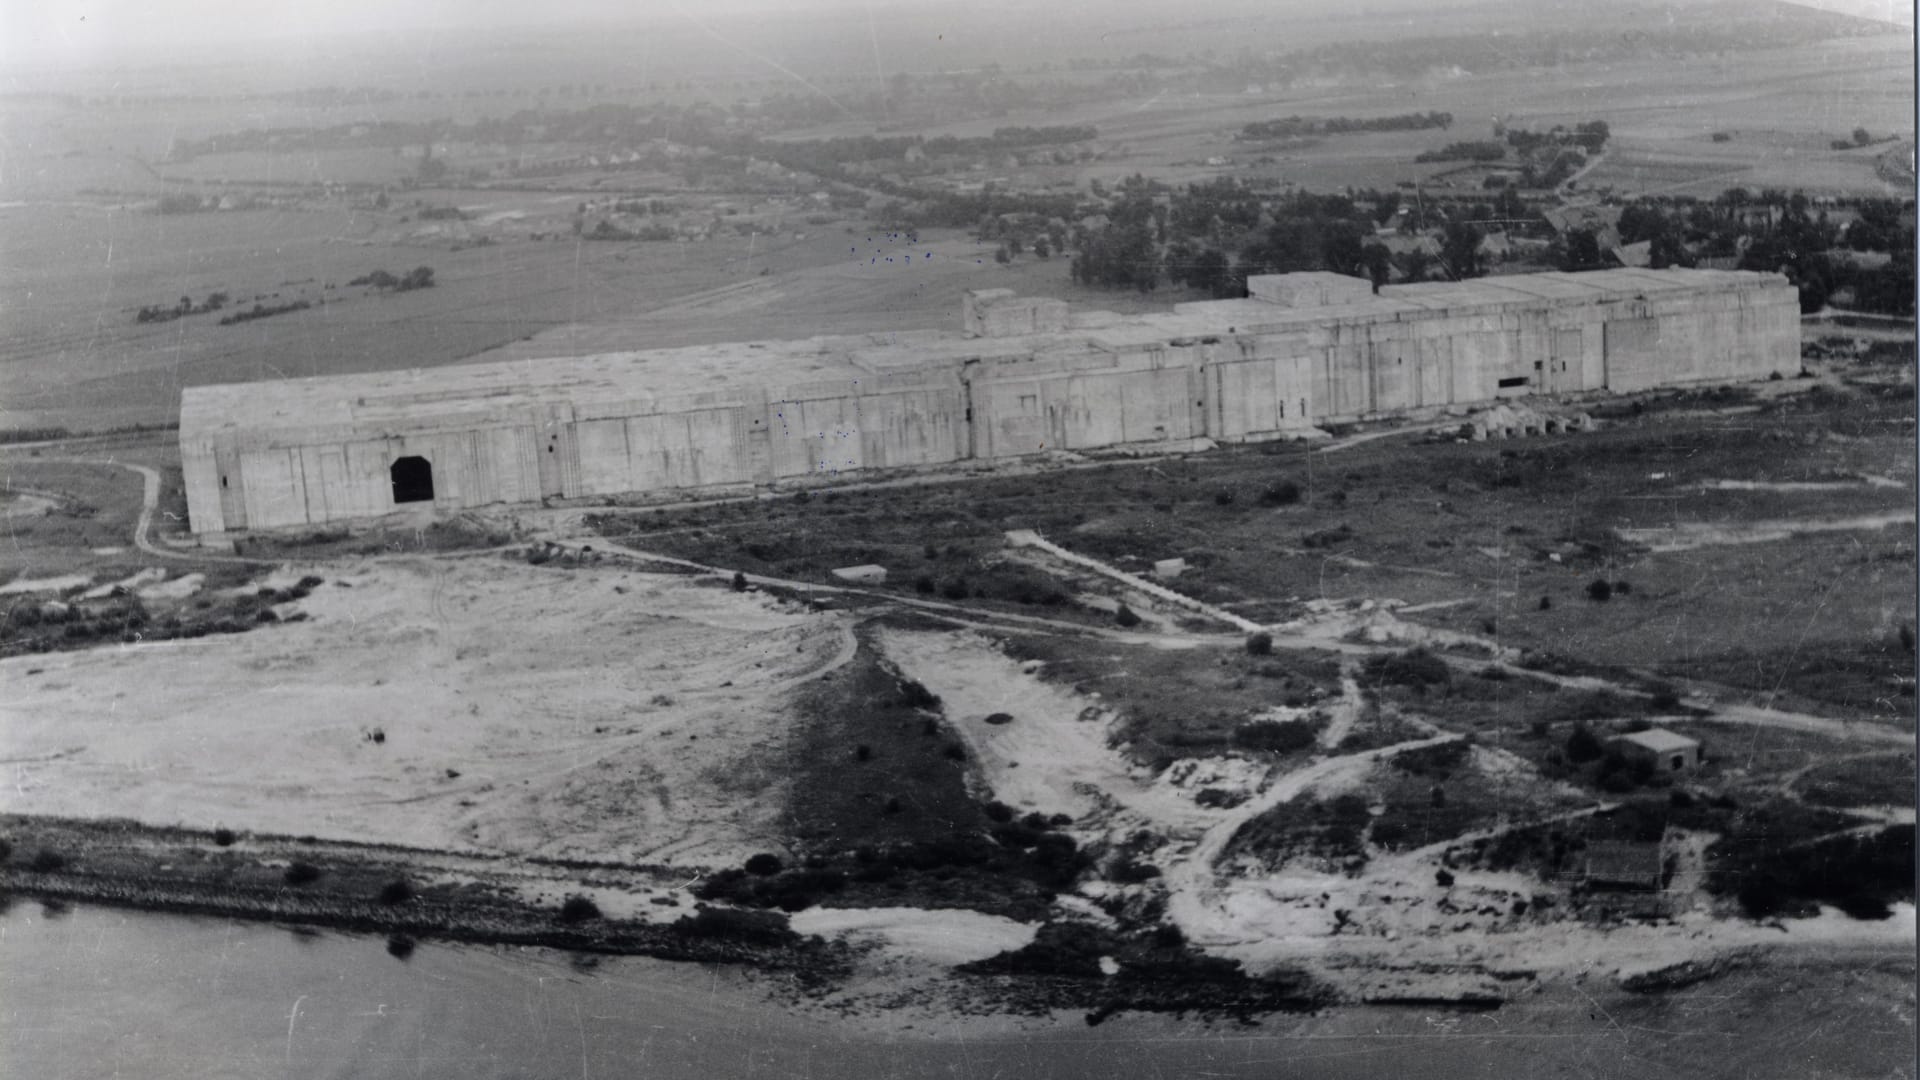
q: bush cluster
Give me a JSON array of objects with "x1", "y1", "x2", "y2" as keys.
[
  {"x1": 1364, "y1": 648, "x2": 1452, "y2": 688},
  {"x1": 1232, "y1": 718, "x2": 1319, "y2": 754}
]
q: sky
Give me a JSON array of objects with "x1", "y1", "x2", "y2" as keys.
[
  {"x1": 3, "y1": 0, "x2": 1908, "y2": 74},
  {"x1": 0, "y1": 0, "x2": 937, "y2": 70}
]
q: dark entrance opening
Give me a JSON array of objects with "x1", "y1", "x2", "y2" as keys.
[
  {"x1": 391, "y1": 456, "x2": 435, "y2": 504},
  {"x1": 1497, "y1": 376, "x2": 1530, "y2": 389}
]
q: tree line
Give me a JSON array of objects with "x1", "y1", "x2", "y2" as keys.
[{"x1": 1237, "y1": 111, "x2": 1453, "y2": 141}]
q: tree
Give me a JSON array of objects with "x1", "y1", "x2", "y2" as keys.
[
  {"x1": 994, "y1": 245, "x2": 1011, "y2": 264},
  {"x1": 1032, "y1": 235, "x2": 1051, "y2": 259},
  {"x1": 1566, "y1": 724, "x2": 1604, "y2": 764},
  {"x1": 1558, "y1": 227, "x2": 1605, "y2": 271},
  {"x1": 1189, "y1": 248, "x2": 1233, "y2": 297},
  {"x1": 1439, "y1": 221, "x2": 1484, "y2": 280},
  {"x1": 1853, "y1": 127, "x2": 1872, "y2": 147},
  {"x1": 1397, "y1": 248, "x2": 1434, "y2": 284},
  {"x1": 1361, "y1": 242, "x2": 1392, "y2": 290}
]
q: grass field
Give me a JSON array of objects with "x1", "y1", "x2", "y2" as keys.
[{"x1": 592, "y1": 371, "x2": 1916, "y2": 725}]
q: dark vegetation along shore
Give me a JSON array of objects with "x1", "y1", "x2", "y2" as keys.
[
  {"x1": 0, "y1": 816, "x2": 843, "y2": 979},
  {"x1": 0, "y1": 810, "x2": 1332, "y2": 1022}
]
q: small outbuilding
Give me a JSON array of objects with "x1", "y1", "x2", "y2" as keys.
[
  {"x1": 830, "y1": 564, "x2": 888, "y2": 585},
  {"x1": 1607, "y1": 728, "x2": 1702, "y2": 774}
]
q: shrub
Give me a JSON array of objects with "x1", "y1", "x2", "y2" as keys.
[
  {"x1": 984, "y1": 801, "x2": 1014, "y2": 823},
  {"x1": 1214, "y1": 489, "x2": 1235, "y2": 506},
  {"x1": 558, "y1": 894, "x2": 603, "y2": 923},
  {"x1": 898, "y1": 679, "x2": 941, "y2": 709},
  {"x1": 1538, "y1": 595, "x2": 1552, "y2": 610},
  {"x1": 854, "y1": 743, "x2": 873, "y2": 762},
  {"x1": 1302, "y1": 523, "x2": 1352, "y2": 548},
  {"x1": 1233, "y1": 719, "x2": 1319, "y2": 754},
  {"x1": 1366, "y1": 648, "x2": 1451, "y2": 688},
  {"x1": 378, "y1": 879, "x2": 415, "y2": 905},
  {"x1": 944, "y1": 743, "x2": 967, "y2": 762},
  {"x1": 1260, "y1": 481, "x2": 1302, "y2": 507},
  {"x1": 212, "y1": 828, "x2": 236, "y2": 847},
  {"x1": 28, "y1": 848, "x2": 66, "y2": 873},
  {"x1": 914, "y1": 574, "x2": 935, "y2": 594},
  {"x1": 671, "y1": 905, "x2": 797, "y2": 945},
  {"x1": 1436, "y1": 868, "x2": 1455, "y2": 887},
  {"x1": 731, "y1": 571, "x2": 748, "y2": 592},
  {"x1": 0, "y1": 837, "x2": 10, "y2": 862},
  {"x1": 1245, "y1": 631, "x2": 1274, "y2": 656},
  {"x1": 284, "y1": 861, "x2": 322, "y2": 885},
  {"x1": 1586, "y1": 579, "x2": 1613, "y2": 602},
  {"x1": 745, "y1": 853, "x2": 783, "y2": 876},
  {"x1": 941, "y1": 578, "x2": 970, "y2": 600},
  {"x1": 984, "y1": 712, "x2": 1014, "y2": 725},
  {"x1": 1611, "y1": 580, "x2": 1632, "y2": 596},
  {"x1": 385, "y1": 935, "x2": 416, "y2": 959},
  {"x1": 1115, "y1": 604, "x2": 1141, "y2": 628},
  {"x1": 1565, "y1": 724, "x2": 1604, "y2": 764}
]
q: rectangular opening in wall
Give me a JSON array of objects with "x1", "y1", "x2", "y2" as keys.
[{"x1": 1498, "y1": 376, "x2": 1530, "y2": 389}]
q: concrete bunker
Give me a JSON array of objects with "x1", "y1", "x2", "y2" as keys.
[
  {"x1": 390, "y1": 455, "x2": 435, "y2": 504},
  {"x1": 177, "y1": 269, "x2": 1800, "y2": 538}
]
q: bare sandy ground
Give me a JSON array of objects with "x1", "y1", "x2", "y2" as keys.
[
  {"x1": 790, "y1": 907, "x2": 1037, "y2": 965},
  {"x1": 871, "y1": 625, "x2": 1916, "y2": 1000},
  {"x1": 0, "y1": 555, "x2": 852, "y2": 866}
]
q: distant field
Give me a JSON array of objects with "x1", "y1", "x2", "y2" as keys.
[
  {"x1": 0, "y1": 196, "x2": 1141, "y2": 432},
  {"x1": 782, "y1": 34, "x2": 1913, "y2": 198}
]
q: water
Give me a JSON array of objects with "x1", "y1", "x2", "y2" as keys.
[{"x1": 0, "y1": 901, "x2": 1626, "y2": 1080}]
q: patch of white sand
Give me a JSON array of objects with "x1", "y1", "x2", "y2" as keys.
[
  {"x1": 0, "y1": 573, "x2": 92, "y2": 596},
  {"x1": 0, "y1": 556, "x2": 850, "y2": 867},
  {"x1": 789, "y1": 907, "x2": 1037, "y2": 964},
  {"x1": 875, "y1": 627, "x2": 1216, "y2": 833},
  {"x1": 80, "y1": 567, "x2": 167, "y2": 599},
  {"x1": 136, "y1": 573, "x2": 204, "y2": 602}
]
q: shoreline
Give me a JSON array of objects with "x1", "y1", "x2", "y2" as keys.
[{"x1": 0, "y1": 814, "x2": 844, "y2": 975}]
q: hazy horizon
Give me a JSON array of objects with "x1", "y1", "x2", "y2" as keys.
[{"x1": 5, "y1": 0, "x2": 1906, "y2": 80}]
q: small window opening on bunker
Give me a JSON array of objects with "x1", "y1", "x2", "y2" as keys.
[
  {"x1": 391, "y1": 456, "x2": 435, "y2": 504},
  {"x1": 1672, "y1": 756, "x2": 1685, "y2": 771},
  {"x1": 220, "y1": 476, "x2": 227, "y2": 489},
  {"x1": 1498, "y1": 376, "x2": 1530, "y2": 389}
]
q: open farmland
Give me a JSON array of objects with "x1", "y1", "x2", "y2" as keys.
[
  {"x1": 778, "y1": 34, "x2": 1912, "y2": 199},
  {"x1": 0, "y1": 204, "x2": 1082, "y2": 433}
]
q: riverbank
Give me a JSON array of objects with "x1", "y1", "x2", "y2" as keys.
[
  {"x1": 0, "y1": 814, "x2": 1334, "y2": 1023},
  {"x1": 0, "y1": 814, "x2": 844, "y2": 975}
]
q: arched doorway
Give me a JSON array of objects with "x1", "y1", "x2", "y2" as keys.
[{"x1": 390, "y1": 456, "x2": 435, "y2": 504}]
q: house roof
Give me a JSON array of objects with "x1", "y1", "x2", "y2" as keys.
[
  {"x1": 1609, "y1": 728, "x2": 1700, "y2": 755},
  {"x1": 1612, "y1": 240, "x2": 1654, "y2": 268},
  {"x1": 1542, "y1": 203, "x2": 1624, "y2": 234}
]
